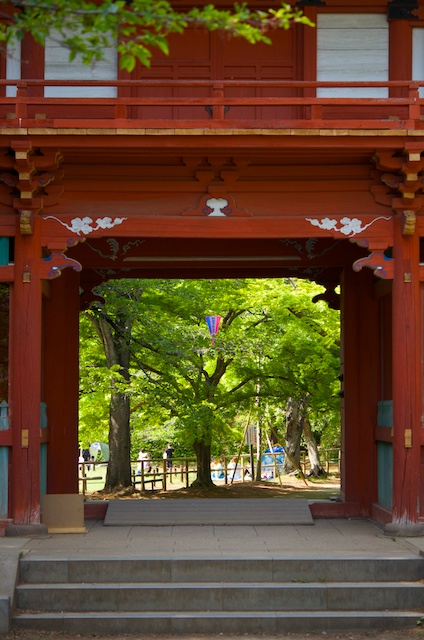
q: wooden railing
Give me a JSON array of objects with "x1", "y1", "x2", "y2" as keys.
[{"x1": 0, "y1": 79, "x2": 423, "y2": 130}]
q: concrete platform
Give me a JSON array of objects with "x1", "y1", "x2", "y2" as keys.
[{"x1": 6, "y1": 516, "x2": 424, "y2": 559}]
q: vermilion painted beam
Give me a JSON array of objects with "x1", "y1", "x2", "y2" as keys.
[{"x1": 40, "y1": 214, "x2": 394, "y2": 242}]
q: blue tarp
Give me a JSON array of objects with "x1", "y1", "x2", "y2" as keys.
[
  {"x1": 90, "y1": 441, "x2": 110, "y2": 461},
  {"x1": 261, "y1": 445, "x2": 285, "y2": 479}
]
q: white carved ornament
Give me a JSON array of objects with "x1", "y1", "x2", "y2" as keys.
[
  {"x1": 305, "y1": 216, "x2": 391, "y2": 237},
  {"x1": 206, "y1": 197, "x2": 229, "y2": 216},
  {"x1": 43, "y1": 215, "x2": 127, "y2": 235}
]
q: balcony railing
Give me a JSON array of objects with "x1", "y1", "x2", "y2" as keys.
[{"x1": 0, "y1": 79, "x2": 423, "y2": 130}]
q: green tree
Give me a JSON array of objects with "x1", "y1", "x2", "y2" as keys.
[
  {"x1": 84, "y1": 281, "x2": 144, "y2": 491},
  {"x1": 79, "y1": 314, "x2": 110, "y2": 446},
  {"x1": 0, "y1": 0, "x2": 312, "y2": 70},
  {"x1": 80, "y1": 278, "x2": 340, "y2": 491}
]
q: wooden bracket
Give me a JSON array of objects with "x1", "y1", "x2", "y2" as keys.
[
  {"x1": 402, "y1": 210, "x2": 416, "y2": 235},
  {"x1": 39, "y1": 253, "x2": 82, "y2": 280},
  {"x1": 19, "y1": 209, "x2": 33, "y2": 235},
  {"x1": 353, "y1": 252, "x2": 394, "y2": 279}
]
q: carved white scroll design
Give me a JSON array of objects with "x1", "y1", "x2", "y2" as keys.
[
  {"x1": 43, "y1": 215, "x2": 127, "y2": 235},
  {"x1": 305, "y1": 216, "x2": 391, "y2": 237}
]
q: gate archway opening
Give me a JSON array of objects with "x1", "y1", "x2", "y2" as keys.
[{"x1": 48, "y1": 232, "x2": 377, "y2": 519}]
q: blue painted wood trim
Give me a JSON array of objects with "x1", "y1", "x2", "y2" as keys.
[
  {"x1": 40, "y1": 402, "x2": 48, "y2": 430},
  {"x1": 0, "y1": 447, "x2": 7, "y2": 518},
  {"x1": 0, "y1": 402, "x2": 8, "y2": 518},
  {"x1": 377, "y1": 441, "x2": 393, "y2": 510},
  {"x1": 0, "y1": 401, "x2": 7, "y2": 430},
  {"x1": 40, "y1": 402, "x2": 48, "y2": 498},
  {"x1": 377, "y1": 400, "x2": 393, "y2": 428},
  {"x1": 40, "y1": 445, "x2": 47, "y2": 499},
  {"x1": 0, "y1": 238, "x2": 8, "y2": 266}
]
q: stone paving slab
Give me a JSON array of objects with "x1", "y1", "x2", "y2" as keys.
[
  {"x1": 104, "y1": 498, "x2": 314, "y2": 526},
  {"x1": 5, "y1": 517, "x2": 422, "y2": 560}
]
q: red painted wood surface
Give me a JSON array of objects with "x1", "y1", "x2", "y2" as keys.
[
  {"x1": 8, "y1": 217, "x2": 42, "y2": 525},
  {"x1": 40, "y1": 215, "x2": 394, "y2": 243},
  {"x1": 0, "y1": 266, "x2": 14, "y2": 282},
  {"x1": 0, "y1": 80, "x2": 421, "y2": 130},
  {"x1": 43, "y1": 269, "x2": 80, "y2": 494},
  {"x1": 339, "y1": 268, "x2": 379, "y2": 511},
  {"x1": 2, "y1": 2, "x2": 424, "y2": 527},
  {"x1": 391, "y1": 218, "x2": 422, "y2": 524}
]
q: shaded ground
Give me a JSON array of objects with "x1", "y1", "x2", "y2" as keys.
[
  {"x1": 89, "y1": 471, "x2": 341, "y2": 501},
  {"x1": 2, "y1": 629, "x2": 424, "y2": 640}
]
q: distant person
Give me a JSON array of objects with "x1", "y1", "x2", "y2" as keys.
[
  {"x1": 82, "y1": 445, "x2": 91, "y2": 471},
  {"x1": 137, "y1": 449, "x2": 151, "y2": 474},
  {"x1": 164, "y1": 443, "x2": 174, "y2": 469}
]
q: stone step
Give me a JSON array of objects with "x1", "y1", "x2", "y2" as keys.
[
  {"x1": 14, "y1": 556, "x2": 424, "y2": 634},
  {"x1": 12, "y1": 610, "x2": 424, "y2": 635},
  {"x1": 18, "y1": 556, "x2": 424, "y2": 584},
  {"x1": 15, "y1": 581, "x2": 424, "y2": 612}
]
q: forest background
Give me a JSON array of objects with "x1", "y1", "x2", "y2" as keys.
[{"x1": 78, "y1": 277, "x2": 341, "y2": 491}]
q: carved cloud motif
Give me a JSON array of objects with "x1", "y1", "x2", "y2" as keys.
[
  {"x1": 306, "y1": 216, "x2": 391, "y2": 237},
  {"x1": 43, "y1": 215, "x2": 127, "y2": 235}
]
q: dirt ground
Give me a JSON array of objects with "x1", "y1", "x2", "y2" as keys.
[{"x1": 89, "y1": 470, "x2": 341, "y2": 501}]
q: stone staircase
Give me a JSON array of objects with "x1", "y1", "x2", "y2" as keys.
[{"x1": 12, "y1": 556, "x2": 424, "y2": 634}]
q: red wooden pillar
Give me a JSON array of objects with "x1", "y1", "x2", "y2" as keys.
[
  {"x1": 43, "y1": 268, "x2": 80, "y2": 494},
  {"x1": 388, "y1": 217, "x2": 423, "y2": 532},
  {"x1": 21, "y1": 34, "x2": 44, "y2": 97},
  {"x1": 389, "y1": 19, "x2": 411, "y2": 98},
  {"x1": 8, "y1": 217, "x2": 43, "y2": 526},
  {"x1": 340, "y1": 267, "x2": 379, "y2": 514}
]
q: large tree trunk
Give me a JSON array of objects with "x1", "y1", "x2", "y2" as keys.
[
  {"x1": 303, "y1": 415, "x2": 325, "y2": 477},
  {"x1": 283, "y1": 396, "x2": 305, "y2": 474},
  {"x1": 104, "y1": 391, "x2": 132, "y2": 491},
  {"x1": 90, "y1": 310, "x2": 134, "y2": 492},
  {"x1": 191, "y1": 440, "x2": 213, "y2": 488}
]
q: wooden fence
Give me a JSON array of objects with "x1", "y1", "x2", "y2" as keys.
[{"x1": 78, "y1": 448, "x2": 340, "y2": 495}]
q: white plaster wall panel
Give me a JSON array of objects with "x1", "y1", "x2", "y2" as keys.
[
  {"x1": 6, "y1": 40, "x2": 21, "y2": 97},
  {"x1": 44, "y1": 31, "x2": 117, "y2": 97},
  {"x1": 412, "y1": 28, "x2": 424, "y2": 96},
  {"x1": 317, "y1": 14, "x2": 388, "y2": 97}
]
